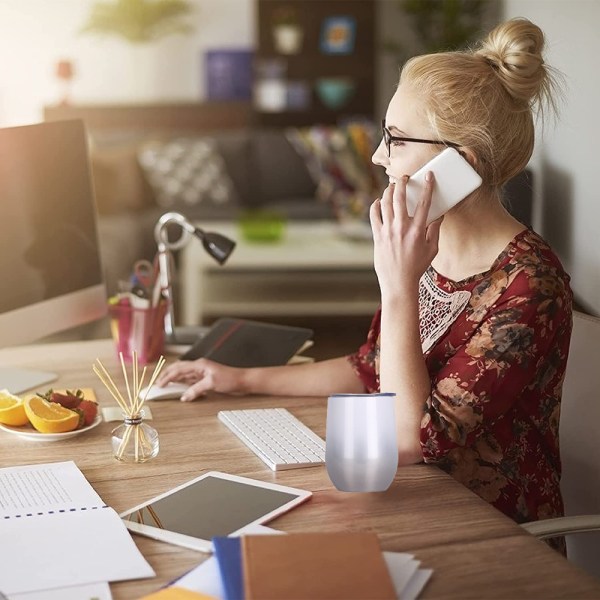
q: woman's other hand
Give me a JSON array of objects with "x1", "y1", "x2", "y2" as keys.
[
  {"x1": 156, "y1": 359, "x2": 247, "y2": 401},
  {"x1": 370, "y1": 172, "x2": 442, "y2": 299}
]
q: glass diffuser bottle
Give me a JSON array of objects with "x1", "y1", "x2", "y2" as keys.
[
  {"x1": 111, "y1": 411, "x2": 159, "y2": 462},
  {"x1": 93, "y1": 352, "x2": 165, "y2": 464}
]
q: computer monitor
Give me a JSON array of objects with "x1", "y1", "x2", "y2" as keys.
[{"x1": 0, "y1": 119, "x2": 107, "y2": 392}]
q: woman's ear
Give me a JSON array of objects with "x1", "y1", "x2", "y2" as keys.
[{"x1": 459, "y1": 148, "x2": 479, "y2": 169}]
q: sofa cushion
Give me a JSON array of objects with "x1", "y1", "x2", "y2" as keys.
[
  {"x1": 90, "y1": 140, "x2": 155, "y2": 215},
  {"x1": 285, "y1": 123, "x2": 385, "y2": 222},
  {"x1": 211, "y1": 131, "x2": 253, "y2": 205},
  {"x1": 138, "y1": 138, "x2": 240, "y2": 218},
  {"x1": 251, "y1": 131, "x2": 317, "y2": 206}
]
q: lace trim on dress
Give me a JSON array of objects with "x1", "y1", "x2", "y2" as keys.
[{"x1": 419, "y1": 270, "x2": 471, "y2": 353}]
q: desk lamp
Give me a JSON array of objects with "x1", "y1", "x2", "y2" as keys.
[{"x1": 154, "y1": 212, "x2": 236, "y2": 343}]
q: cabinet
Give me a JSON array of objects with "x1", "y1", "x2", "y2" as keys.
[
  {"x1": 254, "y1": 0, "x2": 376, "y2": 127},
  {"x1": 179, "y1": 221, "x2": 379, "y2": 325}
]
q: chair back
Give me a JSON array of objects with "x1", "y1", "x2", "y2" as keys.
[{"x1": 560, "y1": 311, "x2": 600, "y2": 577}]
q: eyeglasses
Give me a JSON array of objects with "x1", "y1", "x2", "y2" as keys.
[{"x1": 381, "y1": 120, "x2": 461, "y2": 157}]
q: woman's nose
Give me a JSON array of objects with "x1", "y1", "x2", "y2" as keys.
[{"x1": 372, "y1": 138, "x2": 388, "y2": 167}]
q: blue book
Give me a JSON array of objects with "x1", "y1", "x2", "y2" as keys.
[{"x1": 212, "y1": 536, "x2": 244, "y2": 600}]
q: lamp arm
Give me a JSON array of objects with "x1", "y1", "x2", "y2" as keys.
[
  {"x1": 154, "y1": 212, "x2": 198, "y2": 251},
  {"x1": 153, "y1": 212, "x2": 235, "y2": 342},
  {"x1": 156, "y1": 240, "x2": 175, "y2": 339}
]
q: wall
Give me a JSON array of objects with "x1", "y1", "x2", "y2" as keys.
[
  {"x1": 503, "y1": 0, "x2": 600, "y2": 315},
  {"x1": 0, "y1": 0, "x2": 406, "y2": 129},
  {"x1": 0, "y1": 0, "x2": 255, "y2": 127}
]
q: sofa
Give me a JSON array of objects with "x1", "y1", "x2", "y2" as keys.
[{"x1": 89, "y1": 127, "x2": 337, "y2": 295}]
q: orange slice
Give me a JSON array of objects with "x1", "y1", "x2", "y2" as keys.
[
  {"x1": 0, "y1": 390, "x2": 29, "y2": 426},
  {"x1": 24, "y1": 396, "x2": 80, "y2": 434}
]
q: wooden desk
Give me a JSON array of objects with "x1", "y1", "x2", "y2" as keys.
[{"x1": 1, "y1": 340, "x2": 599, "y2": 599}]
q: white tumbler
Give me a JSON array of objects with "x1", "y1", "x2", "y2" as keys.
[{"x1": 326, "y1": 393, "x2": 398, "y2": 492}]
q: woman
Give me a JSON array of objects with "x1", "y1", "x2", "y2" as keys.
[{"x1": 157, "y1": 18, "x2": 572, "y2": 529}]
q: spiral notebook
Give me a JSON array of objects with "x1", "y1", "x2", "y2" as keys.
[{"x1": 0, "y1": 461, "x2": 154, "y2": 595}]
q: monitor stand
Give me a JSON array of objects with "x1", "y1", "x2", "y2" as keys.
[{"x1": 0, "y1": 367, "x2": 57, "y2": 394}]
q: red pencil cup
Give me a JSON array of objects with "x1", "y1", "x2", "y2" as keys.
[{"x1": 109, "y1": 301, "x2": 167, "y2": 365}]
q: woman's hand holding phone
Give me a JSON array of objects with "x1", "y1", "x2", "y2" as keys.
[
  {"x1": 370, "y1": 148, "x2": 482, "y2": 298},
  {"x1": 370, "y1": 172, "x2": 442, "y2": 300}
]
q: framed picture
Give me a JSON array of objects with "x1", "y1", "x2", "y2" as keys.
[{"x1": 320, "y1": 16, "x2": 356, "y2": 55}]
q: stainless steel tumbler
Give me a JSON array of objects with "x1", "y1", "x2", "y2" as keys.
[{"x1": 326, "y1": 393, "x2": 398, "y2": 492}]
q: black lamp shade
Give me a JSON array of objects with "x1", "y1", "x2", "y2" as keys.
[{"x1": 196, "y1": 230, "x2": 236, "y2": 265}]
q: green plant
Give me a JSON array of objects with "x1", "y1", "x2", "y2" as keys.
[
  {"x1": 81, "y1": 0, "x2": 194, "y2": 44},
  {"x1": 385, "y1": 0, "x2": 490, "y2": 59}
]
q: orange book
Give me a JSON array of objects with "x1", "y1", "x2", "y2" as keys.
[{"x1": 241, "y1": 532, "x2": 396, "y2": 600}]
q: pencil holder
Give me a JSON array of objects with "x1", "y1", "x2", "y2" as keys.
[
  {"x1": 93, "y1": 352, "x2": 165, "y2": 464},
  {"x1": 111, "y1": 411, "x2": 159, "y2": 463},
  {"x1": 109, "y1": 301, "x2": 167, "y2": 365}
]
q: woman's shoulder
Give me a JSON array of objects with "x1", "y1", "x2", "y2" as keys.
[
  {"x1": 464, "y1": 228, "x2": 572, "y2": 319},
  {"x1": 492, "y1": 228, "x2": 572, "y2": 308},
  {"x1": 506, "y1": 228, "x2": 568, "y2": 277}
]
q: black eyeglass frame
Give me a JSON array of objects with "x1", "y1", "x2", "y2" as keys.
[{"x1": 381, "y1": 120, "x2": 462, "y2": 157}]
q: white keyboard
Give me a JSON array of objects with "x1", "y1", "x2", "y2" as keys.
[{"x1": 218, "y1": 408, "x2": 326, "y2": 471}]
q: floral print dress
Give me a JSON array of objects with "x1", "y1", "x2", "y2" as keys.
[{"x1": 349, "y1": 229, "x2": 573, "y2": 529}]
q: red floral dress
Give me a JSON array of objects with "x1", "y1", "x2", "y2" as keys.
[{"x1": 349, "y1": 229, "x2": 573, "y2": 529}]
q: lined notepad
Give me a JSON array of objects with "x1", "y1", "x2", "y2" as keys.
[{"x1": 0, "y1": 461, "x2": 154, "y2": 595}]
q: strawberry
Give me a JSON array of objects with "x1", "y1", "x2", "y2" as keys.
[
  {"x1": 37, "y1": 389, "x2": 84, "y2": 410},
  {"x1": 50, "y1": 391, "x2": 83, "y2": 409},
  {"x1": 76, "y1": 399, "x2": 98, "y2": 427}
]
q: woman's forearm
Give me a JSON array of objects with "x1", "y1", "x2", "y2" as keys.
[
  {"x1": 242, "y1": 356, "x2": 365, "y2": 397},
  {"x1": 379, "y1": 294, "x2": 430, "y2": 464}
]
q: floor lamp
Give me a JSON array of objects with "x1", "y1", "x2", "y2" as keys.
[{"x1": 154, "y1": 212, "x2": 236, "y2": 343}]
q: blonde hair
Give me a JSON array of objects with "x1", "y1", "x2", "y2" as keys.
[{"x1": 400, "y1": 18, "x2": 561, "y2": 187}]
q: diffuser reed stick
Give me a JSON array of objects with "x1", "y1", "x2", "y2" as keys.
[{"x1": 94, "y1": 352, "x2": 165, "y2": 462}]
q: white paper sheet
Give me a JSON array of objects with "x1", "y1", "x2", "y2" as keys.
[
  {"x1": 0, "y1": 461, "x2": 154, "y2": 595},
  {"x1": 402, "y1": 568, "x2": 434, "y2": 600},
  {"x1": 0, "y1": 460, "x2": 104, "y2": 515},
  {"x1": 383, "y1": 552, "x2": 420, "y2": 595},
  {"x1": 8, "y1": 582, "x2": 112, "y2": 600}
]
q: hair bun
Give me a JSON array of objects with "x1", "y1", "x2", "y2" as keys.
[{"x1": 476, "y1": 18, "x2": 548, "y2": 106}]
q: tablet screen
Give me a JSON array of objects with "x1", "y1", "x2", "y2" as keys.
[{"x1": 120, "y1": 471, "x2": 311, "y2": 551}]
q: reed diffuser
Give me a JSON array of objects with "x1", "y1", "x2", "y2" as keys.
[{"x1": 93, "y1": 352, "x2": 165, "y2": 462}]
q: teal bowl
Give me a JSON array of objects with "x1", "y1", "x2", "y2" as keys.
[{"x1": 315, "y1": 77, "x2": 356, "y2": 109}]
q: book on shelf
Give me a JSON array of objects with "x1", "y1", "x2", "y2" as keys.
[
  {"x1": 180, "y1": 318, "x2": 313, "y2": 367},
  {"x1": 212, "y1": 532, "x2": 396, "y2": 600}
]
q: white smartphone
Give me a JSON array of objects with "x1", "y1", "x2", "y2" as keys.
[{"x1": 404, "y1": 147, "x2": 482, "y2": 224}]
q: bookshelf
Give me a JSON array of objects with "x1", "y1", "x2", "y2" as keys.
[{"x1": 254, "y1": 0, "x2": 376, "y2": 127}]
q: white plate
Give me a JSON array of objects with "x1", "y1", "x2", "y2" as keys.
[{"x1": 0, "y1": 414, "x2": 103, "y2": 442}]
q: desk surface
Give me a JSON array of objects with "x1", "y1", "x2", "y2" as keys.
[{"x1": 1, "y1": 340, "x2": 599, "y2": 599}]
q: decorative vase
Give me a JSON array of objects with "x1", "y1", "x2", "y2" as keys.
[{"x1": 272, "y1": 24, "x2": 303, "y2": 54}]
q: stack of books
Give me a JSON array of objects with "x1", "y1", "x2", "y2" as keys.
[
  {"x1": 143, "y1": 530, "x2": 432, "y2": 600},
  {"x1": 213, "y1": 532, "x2": 395, "y2": 600}
]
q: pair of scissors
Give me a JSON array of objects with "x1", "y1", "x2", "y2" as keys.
[{"x1": 132, "y1": 257, "x2": 160, "y2": 299}]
